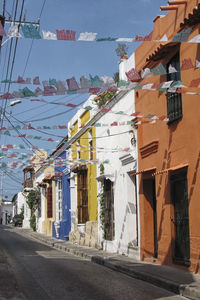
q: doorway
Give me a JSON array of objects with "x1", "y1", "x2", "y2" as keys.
[
  {"x1": 104, "y1": 179, "x2": 114, "y2": 241},
  {"x1": 143, "y1": 177, "x2": 158, "y2": 258},
  {"x1": 170, "y1": 170, "x2": 190, "y2": 266}
]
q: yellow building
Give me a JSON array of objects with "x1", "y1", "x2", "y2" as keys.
[
  {"x1": 68, "y1": 97, "x2": 98, "y2": 247},
  {"x1": 40, "y1": 164, "x2": 55, "y2": 236}
]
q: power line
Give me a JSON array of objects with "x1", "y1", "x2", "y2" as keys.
[
  {"x1": 3, "y1": 112, "x2": 45, "y2": 156},
  {"x1": 0, "y1": 0, "x2": 24, "y2": 132},
  {"x1": 22, "y1": 0, "x2": 46, "y2": 77},
  {"x1": 7, "y1": 111, "x2": 65, "y2": 138},
  {"x1": 13, "y1": 93, "x2": 85, "y2": 117},
  {"x1": 24, "y1": 99, "x2": 86, "y2": 122},
  {"x1": 3, "y1": 169, "x2": 23, "y2": 184}
]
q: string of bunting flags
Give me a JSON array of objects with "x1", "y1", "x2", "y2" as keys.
[
  {"x1": 0, "y1": 157, "x2": 111, "y2": 170},
  {"x1": 1, "y1": 22, "x2": 200, "y2": 44},
  {"x1": 0, "y1": 57, "x2": 200, "y2": 100}
]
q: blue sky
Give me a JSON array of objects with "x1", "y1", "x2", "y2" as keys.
[{"x1": 0, "y1": 0, "x2": 167, "y2": 200}]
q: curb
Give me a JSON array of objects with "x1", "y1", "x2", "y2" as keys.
[
  {"x1": 91, "y1": 256, "x2": 180, "y2": 295},
  {"x1": 21, "y1": 230, "x2": 200, "y2": 300}
]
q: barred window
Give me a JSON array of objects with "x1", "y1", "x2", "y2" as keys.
[{"x1": 166, "y1": 52, "x2": 182, "y2": 123}]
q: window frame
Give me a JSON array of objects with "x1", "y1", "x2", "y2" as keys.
[{"x1": 166, "y1": 52, "x2": 182, "y2": 124}]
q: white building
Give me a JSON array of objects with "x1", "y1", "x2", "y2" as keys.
[
  {"x1": 35, "y1": 167, "x2": 45, "y2": 233},
  {"x1": 12, "y1": 192, "x2": 29, "y2": 227},
  {"x1": 95, "y1": 53, "x2": 140, "y2": 259},
  {"x1": 0, "y1": 201, "x2": 13, "y2": 225}
]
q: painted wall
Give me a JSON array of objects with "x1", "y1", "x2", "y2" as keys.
[
  {"x1": 35, "y1": 168, "x2": 45, "y2": 233},
  {"x1": 52, "y1": 150, "x2": 71, "y2": 240},
  {"x1": 68, "y1": 96, "x2": 98, "y2": 246},
  {"x1": 135, "y1": 0, "x2": 200, "y2": 273},
  {"x1": 95, "y1": 89, "x2": 138, "y2": 257},
  {"x1": 42, "y1": 165, "x2": 54, "y2": 236},
  {"x1": 0, "y1": 202, "x2": 13, "y2": 225}
]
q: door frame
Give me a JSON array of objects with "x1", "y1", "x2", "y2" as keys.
[{"x1": 170, "y1": 167, "x2": 190, "y2": 266}]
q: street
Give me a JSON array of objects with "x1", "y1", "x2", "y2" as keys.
[{"x1": 0, "y1": 225, "x2": 188, "y2": 300}]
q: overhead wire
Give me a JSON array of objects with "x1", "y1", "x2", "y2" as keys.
[
  {"x1": 0, "y1": 0, "x2": 49, "y2": 199},
  {"x1": 13, "y1": 92, "x2": 85, "y2": 117},
  {"x1": 22, "y1": 0, "x2": 46, "y2": 77},
  {"x1": 6, "y1": 110, "x2": 65, "y2": 138},
  {"x1": 3, "y1": 169, "x2": 23, "y2": 184},
  {"x1": 0, "y1": 0, "x2": 24, "y2": 132},
  {"x1": 24, "y1": 99, "x2": 86, "y2": 122}
]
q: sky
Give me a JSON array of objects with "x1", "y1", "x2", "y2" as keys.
[{"x1": 0, "y1": 0, "x2": 167, "y2": 201}]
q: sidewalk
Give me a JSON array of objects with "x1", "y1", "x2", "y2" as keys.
[{"x1": 18, "y1": 228, "x2": 200, "y2": 300}]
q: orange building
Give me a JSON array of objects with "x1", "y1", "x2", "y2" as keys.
[{"x1": 134, "y1": 0, "x2": 200, "y2": 273}]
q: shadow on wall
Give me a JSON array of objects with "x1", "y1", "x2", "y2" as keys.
[{"x1": 117, "y1": 202, "x2": 137, "y2": 254}]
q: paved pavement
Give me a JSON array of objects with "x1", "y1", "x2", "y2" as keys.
[{"x1": 12, "y1": 227, "x2": 200, "y2": 300}]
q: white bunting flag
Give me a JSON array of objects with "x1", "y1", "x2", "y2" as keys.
[
  {"x1": 142, "y1": 83, "x2": 154, "y2": 90},
  {"x1": 160, "y1": 80, "x2": 173, "y2": 89},
  {"x1": 78, "y1": 32, "x2": 97, "y2": 41},
  {"x1": 141, "y1": 68, "x2": 152, "y2": 78},
  {"x1": 189, "y1": 34, "x2": 200, "y2": 43},
  {"x1": 168, "y1": 64, "x2": 177, "y2": 73},
  {"x1": 159, "y1": 34, "x2": 168, "y2": 42},
  {"x1": 196, "y1": 60, "x2": 200, "y2": 68},
  {"x1": 8, "y1": 23, "x2": 22, "y2": 38},
  {"x1": 116, "y1": 38, "x2": 134, "y2": 42},
  {"x1": 42, "y1": 30, "x2": 57, "y2": 40}
]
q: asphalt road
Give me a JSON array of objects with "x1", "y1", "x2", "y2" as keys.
[{"x1": 0, "y1": 225, "x2": 187, "y2": 300}]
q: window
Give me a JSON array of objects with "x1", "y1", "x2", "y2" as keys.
[
  {"x1": 166, "y1": 52, "x2": 182, "y2": 123},
  {"x1": 77, "y1": 140, "x2": 81, "y2": 159},
  {"x1": 89, "y1": 129, "x2": 93, "y2": 161},
  {"x1": 77, "y1": 169, "x2": 88, "y2": 224},
  {"x1": 104, "y1": 179, "x2": 115, "y2": 241},
  {"x1": 47, "y1": 185, "x2": 52, "y2": 218},
  {"x1": 56, "y1": 179, "x2": 62, "y2": 221}
]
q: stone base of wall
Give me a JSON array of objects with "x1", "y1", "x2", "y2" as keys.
[
  {"x1": 69, "y1": 221, "x2": 98, "y2": 248},
  {"x1": 23, "y1": 218, "x2": 30, "y2": 229},
  {"x1": 41, "y1": 219, "x2": 53, "y2": 236}
]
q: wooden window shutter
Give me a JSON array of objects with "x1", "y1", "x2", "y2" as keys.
[{"x1": 47, "y1": 186, "x2": 52, "y2": 218}]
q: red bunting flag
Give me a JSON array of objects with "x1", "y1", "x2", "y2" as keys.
[
  {"x1": 0, "y1": 22, "x2": 6, "y2": 36},
  {"x1": 181, "y1": 58, "x2": 194, "y2": 71},
  {"x1": 17, "y1": 76, "x2": 25, "y2": 84},
  {"x1": 66, "y1": 77, "x2": 79, "y2": 91},
  {"x1": 131, "y1": 112, "x2": 141, "y2": 117},
  {"x1": 7, "y1": 144, "x2": 13, "y2": 149},
  {"x1": 19, "y1": 134, "x2": 26, "y2": 137},
  {"x1": 66, "y1": 103, "x2": 77, "y2": 108},
  {"x1": 58, "y1": 125, "x2": 67, "y2": 129},
  {"x1": 101, "y1": 108, "x2": 110, "y2": 113},
  {"x1": 158, "y1": 115, "x2": 167, "y2": 121},
  {"x1": 56, "y1": 30, "x2": 76, "y2": 41},
  {"x1": 1, "y1": 93, "x2": 14, "y2": 99},
  {"x1": 33, "y1": 76, "x2": 40, "y2": 85},
  {"x1": 43, "y1": 85, "x2": 57, "y2": 96},
  {"x1": 126, "y1": 68, "x2": 141, "y2": 82},
  {"x1": 28, "y1": 124, "x2": 34, "y2": 129},
  {"x1": 135, "y1": 31, "x2": 152, "y2": 42},
  {"x1": 89, "y1": 87, "x2": 101, "y2": 94},
  {"x1": 189, "y1": 78, "x2": 200, "y2": 88}
]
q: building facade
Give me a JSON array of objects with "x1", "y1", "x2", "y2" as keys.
[{"x1": 134, "y1": 0, "x2": 200, "y2": 273}]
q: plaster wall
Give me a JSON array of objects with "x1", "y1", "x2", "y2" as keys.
[
  {"x1": 96, "y1": 90, "x2": 138, "y2": 256},
  {"x1": 0, "y1": 203, "x2": 13, "y2": 225},
  {"x1": 42, "y1": 165, "x2": 54, "y2": 236},
  {"x1": 135, "y1": 0, "x2": 200, "y2": 273},
  {"x1": 35, "y1": 169, "x2": 45, "y2": 233}
]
